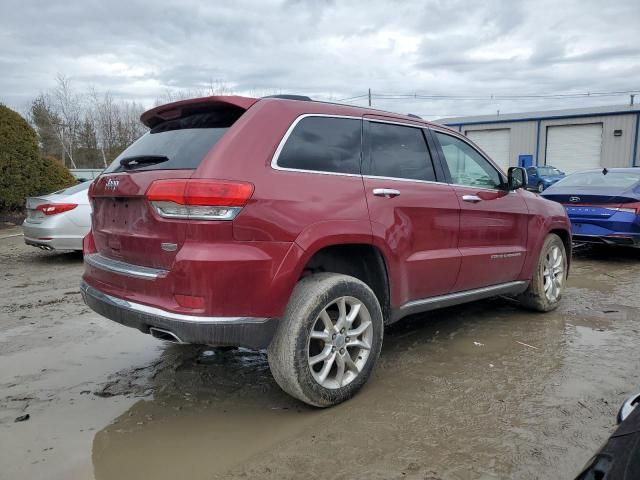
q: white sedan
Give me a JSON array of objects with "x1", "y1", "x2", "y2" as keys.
[{"x1": 23, "y1": 181, "x2": 92, "y2": 251}]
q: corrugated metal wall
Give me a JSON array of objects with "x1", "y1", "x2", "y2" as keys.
[
  {"x1": 463, "y1": 122, "x2": 536, "y2": 167},
  {"x1": 454, "y1": 113, "x2": 639, "y2": 169},
  {"x1": 538, "y1": 114, "x2": 637, "y2": 168}
]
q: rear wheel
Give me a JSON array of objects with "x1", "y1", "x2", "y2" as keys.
[
  {"x1": 268, "y1": 273, "x2": 384, "y2": 407},
  {"x1": 518, "y1": 233, "x2": 567, "y2": 312}
]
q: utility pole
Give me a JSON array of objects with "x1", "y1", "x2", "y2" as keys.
[
  {"x1": 631, "y1": 94, "x2": 635, "y2": 107},
  {"x1": 368, "y1": 88, "x2": 372, "y2": 107}
]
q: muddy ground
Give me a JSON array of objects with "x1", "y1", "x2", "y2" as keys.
[{"x1": 1, "y1": 227, "x2": 638, "y2": 480}]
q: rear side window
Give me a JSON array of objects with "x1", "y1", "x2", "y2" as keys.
[
  {"x1": 105, "y1": 109, "x2": 243, "y2": 173},
  {"x1": 276, "y1": 117, "x2": 362, "y2": 174},
  {"x1": 366, "y1": 122, "x2": 436, "y2": 181}
]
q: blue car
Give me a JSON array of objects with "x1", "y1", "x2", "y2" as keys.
[
  {"x1": 526, "y1": 165, "x2": 566, "y2": 192},
  {"x1": 542, "y1": 168, "x2": 640, "y2": 247}
]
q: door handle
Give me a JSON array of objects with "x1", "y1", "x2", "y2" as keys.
[
  {"x1": 462, "y1": 194, "x2": 482, "y2": 203},
  {"x1": 373, "y1": 188, "x2": 401, "y2": 198}
]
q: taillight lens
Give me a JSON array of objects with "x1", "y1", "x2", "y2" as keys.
[
  {"x1": 36, "y1": 203, "x2": 78, "y2": 216},
  {"x1": 614, "y1": 202, "x2": 640, "y2": 215},
  {"x1": 145, "y1": 179, "x2": 254, "y2": 220},
  {"x1": 83, "y1": 231, "x2": 97, "y2": 254},
  {"x1": 88, "y1": 180, "x2": 96, "y2": 199}
]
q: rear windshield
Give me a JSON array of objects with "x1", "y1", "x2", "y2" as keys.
[
  {"x1": 105, "y1": 109, "x2": 241, "y2": 173},
  {"x1": 537, "y1": 167, "x2": 562, "y2": 176},
  {"x1": 53, "y1": 181, "x2": 91, "y2": 195},
  {"x1": 554, "y1": 171, "x2": 640, "y2": 189}
]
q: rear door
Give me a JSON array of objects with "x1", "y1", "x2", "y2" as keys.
[
  {"x1": 362, "y1": 118, "x2": 460, "y2": 305},
  {"x1": 431, "y1": 130, "x2": 529, "y2": 292},
  {"x1": 90, "y1": 102, "x2": 249, "y2": 269}
]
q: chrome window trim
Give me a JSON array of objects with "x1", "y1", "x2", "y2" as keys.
[
  {"x1": 364, "y1": 117, "x2": 431, "y2": 130},
  {"x1": 363, "y1": 174, "x2": 449, "y2": 187},
  {"x1": 270, "y1": 113, "x2": 511, "y2": 189},
  {"x1": 85, "y1": 253, "x2": 168, "y2": 280},
  {"x1": 270, "y1": 113, "x2": 363, "y2": 177}
]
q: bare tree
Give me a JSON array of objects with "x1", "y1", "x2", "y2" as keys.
[{"x1": 51, "y1": 75, "x2": 83, "y2": 168}]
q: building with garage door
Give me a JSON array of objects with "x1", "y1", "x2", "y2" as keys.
[{"x1": 438, "y1": 104, "x2": 640, "y2": 173}]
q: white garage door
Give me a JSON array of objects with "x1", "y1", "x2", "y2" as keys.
[
  {"x1": 466, "y1": 129, "x2": 511, "y2": 171},
  {"x1": 546, "y1": 123, "x2": 602, "y2": 173}
]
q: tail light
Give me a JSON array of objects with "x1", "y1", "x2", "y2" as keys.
[
  {"x1": 145, "y1": 179, "x2": 254, "y2": 220},
  {"x1": 83, "y1": 231, "x2": 97, "y2": 254},
  {"x1": 612, "y1": 202, "x2": 640, "y2": 215},
  {"x1": 88, "y1": 180, "x2": 97, "y2": 200},
  {"x1": 36, "y1": 203, "x2": 78, "y2": 216}
]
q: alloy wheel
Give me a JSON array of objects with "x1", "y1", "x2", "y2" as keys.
[
  {"x1": 307, "y1": 296, "x2": 373, "y2": 389},
  {"x1": 543, "y1": 245, "x2": 564, "y2": 301}
]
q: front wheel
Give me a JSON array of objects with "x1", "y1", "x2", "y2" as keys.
[
  {"x1": 518, "y1": 233, "x2": 567, "y2": 312},
  {"x1": 537, "y1": 182, "x2": 545, "y2": 193},
  {"x1": 268, "y1": 273, "x2": 384, "y2": 407}
]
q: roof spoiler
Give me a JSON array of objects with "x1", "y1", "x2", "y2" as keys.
[{"x1": 140, "y1": 96, "x2": 258, "y2": 128}]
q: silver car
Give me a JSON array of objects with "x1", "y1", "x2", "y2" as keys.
[{"x1": 23, "y1": 181, "x2": 92, "y2": 251}]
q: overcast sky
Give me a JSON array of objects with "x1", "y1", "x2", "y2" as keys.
[{"x1": 1, "y1": 0, "x2": 639, "y2": 119}]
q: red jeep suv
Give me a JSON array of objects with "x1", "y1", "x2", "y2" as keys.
[{"x1": 81, "y1": 95, "x2": 571, "y2": 407}]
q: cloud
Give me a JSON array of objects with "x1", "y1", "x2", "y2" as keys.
[{"x1": 1, "y1": 0, "x2": 639, "y2": 119}]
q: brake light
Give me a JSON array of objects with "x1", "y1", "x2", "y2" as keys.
[
  {"x1": 36, "y1": 203, "x2": 78, "y2": 216},
  {"x1": 614, "y1": 202, "x2": 640, "y2": 215},
  {"x1": 145, "y1": 179, "x2": 254, "y2": 220},
  {"x1": 83, "y1": 231, "x2": 97, "y2": 254}
]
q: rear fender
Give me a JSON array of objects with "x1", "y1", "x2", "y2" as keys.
[{"x1": 268, "y1": 220, "x2": 375, "y2": 317}]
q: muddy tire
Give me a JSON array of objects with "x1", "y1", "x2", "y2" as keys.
[
  {"x1": 518, "y1": 233, "x2": 567, "y2": 312},
  {"x1": 268, "y1": 273, "x2": 384, "y2": 407}
]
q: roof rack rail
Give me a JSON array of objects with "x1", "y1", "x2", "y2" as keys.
[
  {"x1": 263, "y1": 94, "x2": 312, "y2": 101},
  {"x1": 407, "y1": 113, "x2": 422, "y2": 119}
]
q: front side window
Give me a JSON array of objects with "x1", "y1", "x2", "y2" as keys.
[
  {"x1": 366, "y1": 122, "x2": 436, "y2": 181},
  {"x1": 434, "y1": 132, "x2": 503, "y2": 189},
  {"x1": 277, "y1": 117, "x2": 361, "y2": 174}
]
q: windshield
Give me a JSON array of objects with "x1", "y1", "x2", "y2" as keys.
[
  {"x1": 553, "y1": 171, "x2": 640, "y2": 189},
  {"x1": 537, "y1": 167, "x2": 562, "y2": 176}
]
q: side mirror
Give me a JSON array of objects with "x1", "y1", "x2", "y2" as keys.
[{"x1": 507, "y1": 167, "x2": 527, "y2": 190}]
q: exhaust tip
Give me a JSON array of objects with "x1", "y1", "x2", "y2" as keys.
[{"x1": 149, "y1": 327, "x2": 184, "y2": 344}]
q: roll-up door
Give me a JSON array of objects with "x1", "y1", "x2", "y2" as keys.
[
  {"x1": 546, "y1": 123, "x2": 602, "y2": 173},
  {"x1": 465, "y1": 129, "x2": 511, "y2": 171}
]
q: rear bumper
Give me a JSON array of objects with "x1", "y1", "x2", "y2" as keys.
[
  {"x1": 23, "y1": 222, "x2": 85, "y2": 251},
  {"x1": 80, "y1": 281, "x2": 278, "y2": 349},
  {"x1": 573, "y1": 234, "x2": 640, "y2": 247}
]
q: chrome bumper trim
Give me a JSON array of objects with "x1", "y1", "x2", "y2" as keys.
[
  {"x1": 80, "y1": 281, "x2": 278, "y2": 349},
  {"x1": 80, "y1": 281, "x2": 268, "y2": 324},
  {"x1": 84, "y1": 253, "x2": 168, "y2": 280}
]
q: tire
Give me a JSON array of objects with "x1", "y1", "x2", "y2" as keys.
[
  {"x1": 518, "y1": 233, "x2": 567, "y2": 312},
  {"x1": 268, "y1": 273, "x2": 384, "y2": 407},
  {"x1": 537, "y1": 182, "x2": 545, "y2": 193}
]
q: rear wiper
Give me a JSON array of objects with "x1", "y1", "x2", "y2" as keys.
[{"x1": 119, "y1": 155, "x2": 169, "y2": 169}]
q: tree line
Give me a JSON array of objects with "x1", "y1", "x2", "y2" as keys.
[
  {"x1": 28, "y1": 75, "x2": 148, "y2": 170},
  {"x1": 26, "y1": 76, "x2": 241, "y2": 170}
]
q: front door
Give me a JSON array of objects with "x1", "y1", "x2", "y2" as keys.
[
  {"x1": 362, "y1": 118, "x2": 461, "y2": 306},
  {"x1": 432, "y1": 130, "x2": 529, "y2": 292}
]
